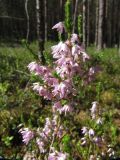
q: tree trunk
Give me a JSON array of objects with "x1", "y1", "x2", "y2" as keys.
[
  {"x1": 44, "y1": 0, "x2": 47, "y2": 41},
  {"x1": 36, "y1": 0, "x2": 45, "y2": 64},
  {"x1": 118, "y1": 1, "x2": 120, "y2": 54},
  {"x1": 97, "y1": 0, "x2": 104, "y2": 50},
  {"x1": 72, "y1": 0, "x2": 78, "y2": 33},
  {"x1": 107, "y1": 0, "x2": 112, "y2": 47},
  {"x1": 119, "y1": 33, "x2": 120, "y2": 55},
  {"x1": 86, "y1": 0, "x2": 90, "y2": 47},
  {"x1": 103, "y1": 0, "x2": 107, "y2": 48},
  {"x1": 25, "y1": 0, "x2": 29, "y2": 41},
  {"x1": 95, "y1": 0, "x2": 99, "y2": 46},
  {"x1": 60, "y1": 0, "x2": 63, "y2": 20},
  {"x1": 111, "y1": 0, "x2": 116, "y2": 47},
  {"x1": 83, "y1": 0, "x2": 87, "y2": 49}
]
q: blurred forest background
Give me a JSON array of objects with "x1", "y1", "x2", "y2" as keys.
[
  {"x1": 0, "y1": 0, "x2": 120, "y2": 159},
  {"x1": 0, "y1": 0, "x2": 120, "y2": 49}
]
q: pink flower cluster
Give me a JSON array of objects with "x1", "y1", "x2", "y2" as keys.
[
  {"x1": 81, "y1": 127, "x2": 95, "y2": 145},
  {"x1": 81, "y1": 125, "x2": 107, "y2": 158},
  {"x1": 52, "y1": 22, "x2": 65, "y2": 34},
  {"x1": 36, "y1": 116, "x2": 64, "y2": 153},
  {"x1": 19, "y1": 128, "x2": 34, "y2": 145},
  {"x1": 28, "y1": 62, "x2": 52, "y2": 77},
  {"x1": 51, "y1": 39, "x2": 90, "y2": 79},
  {"x1": 28, "y1": 23, "x2": 91, "y2": 115},
  {"x1": 81, "y1": 102, "x2": 103, "y2": 147},
  {"x1": 53, "y1": 101, "x2": 72, "y2": 115},
  {"x1": 20, "y1": 22, "x2": 96, "y2": 159},
  {"x1": 80, "y1": 102, "x2": 116, "y2": 159},
  {"x1": 90, "y1": 101, "x2": 102, "y2": 124},
  {"x1": 48, "y1": 149, "x2": 68, "y2": 160}
]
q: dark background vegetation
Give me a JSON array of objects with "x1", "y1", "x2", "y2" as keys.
[{"x1": 0, "y1": 0, "x2": 120, "y2": 49}]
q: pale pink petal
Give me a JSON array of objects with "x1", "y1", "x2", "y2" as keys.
[{"x1": 52, "y1": 22, "x2": 65, "y2": 34}]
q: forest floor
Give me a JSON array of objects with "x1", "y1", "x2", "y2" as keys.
[{"x1": 0, "y1": 41, "x2": 120, "y2": 159}]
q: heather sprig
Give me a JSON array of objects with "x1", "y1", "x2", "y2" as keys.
[
  {"x1": 20, "y1": 21, "x2": 92, "y2": 159},
  {"x1": 19, "y1": 21, "x2": 117, "y2": 160}
]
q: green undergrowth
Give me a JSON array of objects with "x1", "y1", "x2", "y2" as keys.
[{"x1": 0, "y1": 42, "x2": 120, "y2": 158}]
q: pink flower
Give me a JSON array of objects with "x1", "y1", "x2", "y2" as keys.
[
  {"x1": 33, "y1": 83, "x2": 41, "y2": 91},
  {"x1": 45, "y1": 117, "x2": 51, "y2": 127},
  {"x1": 107, "y1": 147, "x2": 115, "y2": 157},
  {"x1": 33, "y1": 84, "x2": 52, "y2": 100},
  {"x1": 59, "y1": 104, "x2": 73, "y2": 115},
  {"x1": 28, "y1": 62, "x2": 41, "y2": 74},
  {"x1": 36, "y1": 139, "x2": 46, "y2": 153},
  {"x1": 81, "y1": 140, "x2": 86, "y2": 146},
  {"x1": 52, "y1": 80, "x2": 72, "y2": 99},
  {"x1": 82, "y1": 52, "x2": 90, "y2": 62},
  {"x1": 57, "y1": 57, "x2": 74, "y2": 66},
  {"x1": 89, "y1": 129, "x2": 95, "y2": 137},
  {"x1": 51, "y1": 42, "x2": 63, "y2": 58},
  {"x1": 55, "y1": 66, "x2": 67, "y2": 78},
  {"x1": 48, "y1": 152, "x2": 56, "y2": 160},
  {"x1": 38, "y1": 86, "x2": 51, "y2": 100},
  {"x1": 72, "y1": 45, "x2": 80, "y2": 60},
  {"x1": 93, "y1": 137, "x2": 102, "y2": 147},
  {"x1": 44, "y1": 77, "x2": 58, "y2": 86},
  {"x1": 52, "y1": 115, "x2": 58, "y2": 127},
  {"x1": 48, "y1": 151, "x2": 67, "y2": 160},
  {"x1": 81, "y1": 137, "x2": 87, "y2": 145},
  {"x1": 89, "y1": 155, "x2": 95, "y2": 160},
  {"x1": 52, "y1": 22, "x2": 65, "y2": 34},
  {"x1": 57, "y1": 126, "x2": 64, "y2": 138},
  {"x1": 90, "y1": 101, "x2": 98, "y2": 119},
  {"x1": 81, "y1": 127, "x2": 88, "y2": 135},
  {"x1": 53, "y1": 101, "x2": 62, "y2": 113},
  {"x1": 28, "y1": 62, "x2": 51, "y2": 77},
  {"x1": 72, "y1": 45, "x2": 85, "y2": 58},
  {"x1": 43, "y1": 126, "x2": 51, "y2": 137},
  {"x1": 51, "y1": 42, "x2": 70, "y2": 59},
  {"x1": 56, "y1": 58, "x2": 79, "y2": 78},
  {"x1": 55, "y1": 56, "x2": 67, "y2": 66},
  {"x1": 39, "y1": 132, "x2": 48, "y2": 140},
  {"x1": 19, "y1": 128, "x2": 34, "y2": 145},
  {"x1": 53, "y1": 82, "x2": 66, "y2": 98},
  {"x1": 53, "y1": 102, "x2": 72, "y2": 115},
  {"x1": 71, "y1": 33, "x2": 80, "y2": 44},
  {"x1": 28, "y1": 62, "x2": 38, "y2": 71},
  {"x1": 88, "y1": 66, "x2": 101, "y2": 76},
  {"x1": 96, "y1": 118, "x2": 102, "y2": 125},
  {"x1": 88, "y1": 67, "x2": 95, "y2": 76},
  {"x1": 57, "y1": 152, "x2": 67, "y2": 160},
  {"x1": 38, "y1": 118, "x2": 52, "y2": 140}
]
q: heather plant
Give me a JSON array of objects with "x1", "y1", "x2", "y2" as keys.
[
  {"x1": 19, "y1": 21, "x2": 119, "y2": 160},
  {"x1": 77, "y1": 102, "x2": 118, "y2": 160},
  {"x1": 0, "y1": 40, "x2": 120, "y2": 159},
  {"x1": 19, "y1": 22, "x2": 96, "y2": 159}
]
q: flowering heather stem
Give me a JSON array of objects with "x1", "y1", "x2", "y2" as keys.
[
  {"x1": 49, "y1": 132, "x2": 56, "y2": 154},
  {"x1": 20, "y1": 21, "x2": 102, "y2": 160},
  {"x1": 58, "y1": 32, "x2": 62, "y2": 41}
]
